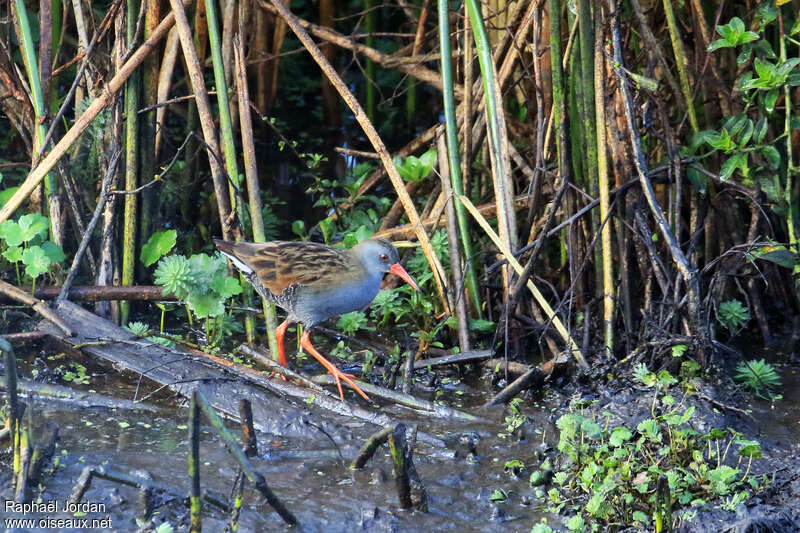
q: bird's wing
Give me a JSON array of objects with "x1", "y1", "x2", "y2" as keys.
[{"x1": 216, "y1": 240, "x2": 358, "y2": 296}]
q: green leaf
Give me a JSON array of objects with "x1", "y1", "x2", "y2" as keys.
[
  {"x1": 469, "y1": 319, "x2": 496, "y2": 332},
  {"x1": 672, "y1": 344, "x2": 688, "y2": 357},
  {"x1": 154, "y1": 255, "x2": 191, "y2": 297},
  {"x1": 753, "y1": 117, "x2": 768, "y2": 143},
  {"x1": 291, "y1": 220, "x2": 307, "y2": 238},
  {"x1": 736, "y1": 440, "x2": 762, "y2": 458},
  {"x1": 488, "y1": 488, "x2": 508, "y2": 503},
  {"x1": 319, "y1": 217, "x2": 335, "y2": 244},
  {"x1": 2, "y1": 245, "x2": 22, "y2": 263},
  {"x1": 707, "y1": 37, "x2": 733, "y2": 52},
  {"x1": 0, "y1": 220, "x2": 23, "y2": 246},
  {"x1": 40, "y1": 241, "x2": 65, "y2": 263},
  {"x1": 687, "y1": 167, "x2": 707, "y2": 195},
  {"x1": 791, "y1": 16, "x2": 800, "y2": 36},
  {"x1": 756, "y1": 248, "x2": 799, "y2": 269},
  {"x1": 737, "y1": 119, "x2": 754, "y2": 147},
  {"x1": 753, "y1": 57, "x2": 775, "y2": 80},
  {"x1": 125, "y1": 321, "x2": 150, "y2": 336},
  {"x1": 718, "y1": 299, "x2": 750, "y2": 334},
  {"x1": 141, "y1": 229, "x2": 177, "y2": 267},
  {"x1": 187, "y1": 292, "x2": 224, "y2": 319},
  {"x1": 354, "y1": 225, "x2": 373, "y2": 243},
  {"x1": 609, "y1": 427, "x2": 633, "y2": 447},
  {"x1": 764, "y1": 89, "x2": 779, "y2": 113},
  {"x1": 761, "y1": 145, "x2": 781, "y2": 168},
  {"x1": 720, "y1": 152, "x2": 747, "y2": 180},
  {"x1": 22, "y1": 246, "x2": 51, "y2": 278},
  {"x1": 212, "y1": 275, "x2": 242, "y2": 299},
  {"x1": 0, "y1": 187, "x2": 20, "y2": 207},
  {"x1": 418, "y1": 149, "x2": 437, "y2": 171},
  {"x1": 581, "y1": 419, "x2": 603, "y2": 440},
  {"x1": 18, "y1": 213, "x2": 49, "y2": 243}
]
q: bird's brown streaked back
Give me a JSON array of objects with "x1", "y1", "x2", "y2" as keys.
[{"x1": 214, "y1": 239, "x2": 363, "y2": 297}]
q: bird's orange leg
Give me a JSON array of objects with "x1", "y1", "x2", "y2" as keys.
[
  {"x1": 300, "y1": 331, "x2": 369, "y2": 402},
  {"x1": 275, "y1": 320, "x2": 291, "y2": 366}
]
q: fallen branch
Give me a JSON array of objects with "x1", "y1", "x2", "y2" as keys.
[
  {"x1": 0, "y1": 279, "x2": 73, "y2": 336},
  {"x1": 483, "y1": 357, "x2": 563, "y2": 407},
  {"x1": 311, "y1": 374, "x2": 484, "y2": 423}
]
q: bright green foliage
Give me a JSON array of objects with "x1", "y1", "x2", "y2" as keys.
[
  {"x1": 154, "y1": 253, "x2": 241, "y2": 319},
  {"x1": 335, "y1": 311, "x2": 373, "y2": 336},
  {"x1": 707, "y1": 18, "x2": 759, "y2": 51},
  {"x1": 154, "y1": 255, "x2": 192, "y2": 295},
  {"x1": 22, "y1": 247, "x2": 51, "y2": 279},
  {"x1": 2, "y1": 246, "x2": 22, "y2": 263},
  {"x1": 141, "y1": 229, "x2": 177, "y2": 267},
  {"x1": 488, "y1": 488, "x2": 508, "y2": 504},
  {"x1": 0, "y1": 213, "x2": 63, "y2": 288},
  {"x1": 545, "y1": 366, "x2": 768, "y2": 529},
  {"x1": 0, "y1": 213, "x2": 49, "y2": 246},
  {"x1": 393, "y1": 149, "x2": 437, "y2": 182},
  {"x1": 746, "y1": 244, "x2": 800, "y2": 270},
  {"x1": 125, "y1": 321, "x2": 176, "y2": 347},
  {"x1": 734, "y1": 359, "x2": 781, "y2": 399},
  {"x1": 125, "y1": 321, "x2": 149, "y2": 336},
  {"x1": 697, "y1": 7, "x2": 800, "y2": 237},
  {"x1": 717, "y1": 299, "x2": 750, "y2": 334},
  {"x1": 671, "y1": 344, "x2": 688, "y2": 358},
  {"x1": 530, "y1": 519, "x2": 554, "y2": 533},
  {"x1": 41, "y1": 241, "x2": 65, "y2": 263}
]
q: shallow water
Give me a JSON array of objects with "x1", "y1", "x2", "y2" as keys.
[{"x1": 1, "y1": 348, "x2": 560, "y2": 532}]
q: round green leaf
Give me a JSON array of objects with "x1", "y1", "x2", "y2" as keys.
[
  {"x1": 2, "y1": 245, "x2": 23, "y2": 263},
  {"x1": 22, "y1": 246, "x2": 51, "y2": 278},
  {"x1": 41, "y1": 241, "x2": 65, "y2": 263},
  {"x1": 0, "y1": 220, "x2": 23, "y2": 246},
  {"x1": 141, "y1": 229, "x2": 178, "y2": 267}
]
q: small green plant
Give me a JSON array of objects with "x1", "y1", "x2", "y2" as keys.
[
  {"x1": 734, "y1": 359, "x2": 781, "y2": 399},
  {"x1": 335, "y1": 311, "x2": 374, "y2": 336},
  {"x1": 125, "y1": 321, "x2": 176, "y2": 348},
  {"x1": 498, "y1": 397, "x2": 527, "y2": 439},
  {"x1": 141, "y1": 229, "x2": 177, "y2": 267},
  {"x1": 717, "y1": 299, "x2": 750, "y2": 335},
  {"x1": 393, "y1": 149, "x2": 437, "y2": 183},
  {"x1": 153, "y1": 252, "x2": 242, "y2": 348},
  {"x1": 0, "y1": 213, "x2": 64, "y2": 292},
  {"x1": 543, "y1": 366, "x2": 768, "y2": 530}
]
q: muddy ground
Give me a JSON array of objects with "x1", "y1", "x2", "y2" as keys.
[{"x1": 1, "y1": 335, "x2": 800, "y2": 532}]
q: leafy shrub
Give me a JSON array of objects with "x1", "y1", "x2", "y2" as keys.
[
  {"x1": 734, "y1": 359, "x2": 781, "y2": 399},
  {"x1": 717, "y1": 299, "x2": 750, "y2": 335},
  {"x1": 0, "y1": 213, "x2": 64, "y2": 291},
  {"x1": 544, "y1": 366, "x2": 768, "y2": 529}
]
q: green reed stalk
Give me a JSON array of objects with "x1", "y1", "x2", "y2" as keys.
[
  {"x1": 139, "y1": 0, "x2": 161, "y2": 243},
  {"x1": 779, "y1": 14, "x2": 798, "y2": 286},
  {"x1": 206, "y1": 0, "x2": 255, "y2": 343},
  {"x1": 13, "y1": 0, "x2": 56, "y2": 208},
  {"x1": 594, "y1": 6, "x2": 613, "y2": 352},
  {"x1": 577, "y1": 0, "x2": 602, "y2": 298},
  {"x1": 188, "y1": 392, "x2": 202, "y2": 533},
  {"x1": 121, "y1": 0, "x2": 141, "y2": 326},
  {"x1": 365, "y1": 0, "x2": 376, "y2": 122},
  {"x1": 438, "y1": 0, "x2": 481, "y2": 316},
  {"x1": 662, "y1": 0, "x2": 698, "y2": 133},
  {"x1": 464, "y1": 0, "x2": 516, "y2": 258}
]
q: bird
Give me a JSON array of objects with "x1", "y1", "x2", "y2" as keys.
[{"x1": 214, "y1": 238, "x2": 420, "y2": 401}]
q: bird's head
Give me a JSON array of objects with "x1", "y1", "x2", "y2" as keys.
[{"x1": 354, "y1": 238, "x2": 420, "y2": 292}]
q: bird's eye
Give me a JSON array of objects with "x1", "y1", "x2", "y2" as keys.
[{"x1": 380, "y1": 253, "x2": 388, "y2": 261}]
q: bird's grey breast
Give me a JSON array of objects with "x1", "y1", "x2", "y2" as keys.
[{"x1": 293, "y1": 272, "x2": 383, "y2": 326}]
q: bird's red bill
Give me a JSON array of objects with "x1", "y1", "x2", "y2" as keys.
[{"x1": 390, "y1": 263, "x2": 420, "y2": 292}]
